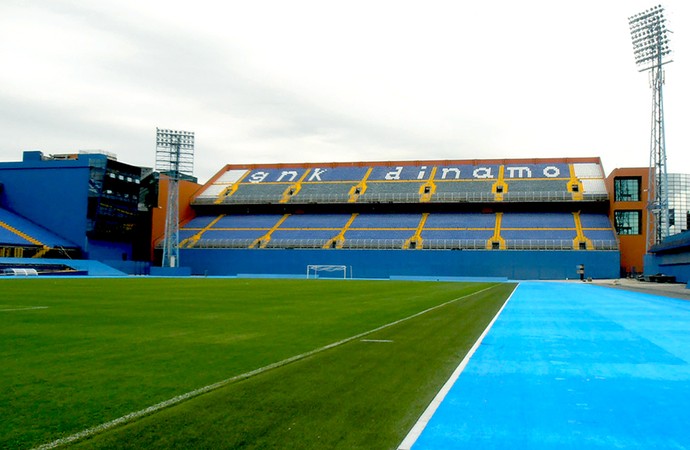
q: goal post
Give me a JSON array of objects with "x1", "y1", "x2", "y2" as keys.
[{"x1": 306, "y1": 264, "x2": 349, "y2": 279}]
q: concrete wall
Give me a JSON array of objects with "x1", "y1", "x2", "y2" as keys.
[
  {"x1": 179, "y1": 248, "x2": 620, "y2": 280},
  {"x1": 87, "y1": 239, "x2": 134, "y2": 262},
  {"x1": 0, "y1": 165, "x2": 90, "y2": 247},
  {"x1": 644, "y1": 253, "x2": 690, "y2": 284}
]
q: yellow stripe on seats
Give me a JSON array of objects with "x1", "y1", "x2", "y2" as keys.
[
  {"x1": 568, "y1": 164, "x2": 584, "y2": 201},
  {"x1": 280, "y1": 170, "x2": 311, "y2": 203},
  {"x1": 250, "y1": 214, "x2": 290, "y2": 248},
  {"x1": 180, "y1": 215, "x2": 225, "y2": 248},
  {"x1": 348, "y1": 167, "x2": 373, "y2": 203},
  {"x1": 572, "y1": 211, "x2": 592, "y2": 249},
  {"x1": 214, "y1": 171, "x2": 251, "y2": 204},
  {"x1": 324, "y1": 213, "x2": 359, "y2": 249},
  {"x1": 419, "y1": 168, "x2": 437, "y2": 202},
  {"x1": 492, "y1": 166, "x2": 508, "y2": 201},
  {"x1": 404, "y1": 213, "x2": 428, "y2": 249},
  {"x1": 487, "y1": 212, "x2": 506, "y2": 249}
]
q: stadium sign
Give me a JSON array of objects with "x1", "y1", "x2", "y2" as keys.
[{"x1": 245, "y1": 163, "x2": 566, "y2": 184}]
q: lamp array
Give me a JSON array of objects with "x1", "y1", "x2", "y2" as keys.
[
  {"x1": 156, "y1": 128, "x2": 195, "y2": 149},
  {"x1": 628, "y1": 4, "x2": 671, "y2": 68},
  {"x1": 155, "y1": 127, "x2": 195, "y2": 177}
]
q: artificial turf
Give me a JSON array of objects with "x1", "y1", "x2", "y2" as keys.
[{"x1": 0, "y1": 278, "x2": 514, "y2": 449}]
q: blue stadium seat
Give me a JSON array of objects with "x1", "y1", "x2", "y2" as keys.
[
  {"x1": 279, "y1": 214, "x2": 351, "y2": 229},
  {"x1": 583, "y1": 229, "x2": 617, "y2": 241},
  {"x1": 350, "y1": 214, "x2": 421, "y2": 228},
  {"x1": 0, "y1": 226, "x2": 33, "y2": 246},
  {"x1": 289, "y1": 183, "x2": 352, "y2": 203},
  {"x1": 211, "y1": 215, "x2": 283, "y2": 229},
  {"x1": 421, "y1": 230, "x2": 494, "y2": 240},
  {"x1": 223, "y1": 184, "x2": 288, "y2": 203},
  {"x1": 357, "y1": 182, "x2": 423, "y2": 203},
  {"x1": 183, "y1": 216, "x2": 218, "y2": 228},
  {"x1": 580, "y1": 213, "x2": 613, "y2": 229},
  {"x1": 0, "y1": 207, "x2": 77, "y2": 247},
  {"x1": 424, "y1": 213, "x2": 496, "y2": 228},
  {"x1": 501, "y1": 229, "x2": 577, "y2": 240},
  {"x1": 501, "y1": 212, "x2": 575, "y2": 228}
]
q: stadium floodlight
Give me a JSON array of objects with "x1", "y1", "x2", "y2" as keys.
[
  {"x1": 628, "y1": 4, "x2": 672, "y2": 250},
  {"x1": 155, "y1": 128, "x2": 195, "y2": 268},
  {"x1": 629, "y1": 5, "x2": 672, "y2": 70}
]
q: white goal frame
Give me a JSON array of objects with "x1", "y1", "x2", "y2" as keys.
[{"x1": 306, "y1": 264, "x2": 349, "y2": 279}]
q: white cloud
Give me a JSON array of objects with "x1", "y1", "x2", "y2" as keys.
[{"x1": 0, "y1": 0, "x2": 688, "y2": 182}]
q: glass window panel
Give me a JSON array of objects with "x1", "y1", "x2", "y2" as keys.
[
  {"x1": 614, "y1": 177, "x2": 641, "y2": 202},
  {"x1": 614, "y1": 210, "x2": 641, "y2": 235}
]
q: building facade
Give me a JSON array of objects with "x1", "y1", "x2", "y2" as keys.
[
  {"x1": 0, "y1": 150, "x2": 158, "y2": 262},
  {"x1": 668, "y1": 173, "x2": 690, "y2": 236},
  {"x1": 607, "y1": 168, "x2": 690, "y2": 276},
  {"x1": 606, "y1": 168, "x2": 648, "y2": 276}
]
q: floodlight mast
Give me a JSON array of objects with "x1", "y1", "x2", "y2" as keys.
[
  {"x1": 628, "y1": 5, "x2": 672, "y2": 251},
  {"x1": 155, "y1": 128, "x2": 195, "y2": 268}
]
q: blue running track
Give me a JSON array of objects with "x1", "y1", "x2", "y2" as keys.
[{"x1": 409, "y1": 281, "x2": 690, "y2": 449}]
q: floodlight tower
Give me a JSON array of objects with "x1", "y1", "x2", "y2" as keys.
[
  {"x1": 155, "y1": 128, "x2": 195, "y2": 268},
  {"x1": 628, "y1": 5, "x2": 672, "y2": 250}
]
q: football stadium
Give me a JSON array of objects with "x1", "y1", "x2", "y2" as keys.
[
  {"x1": 4, "y1": 0, "x2": 690, "y2": 447},
  {"x1": 2, "y1": 147, "x2": 690, "y2": 449}
]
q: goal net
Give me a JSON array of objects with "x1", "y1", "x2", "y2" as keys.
[{"x1": 306, "y1": 264, "x2": 348, "y2": 279}]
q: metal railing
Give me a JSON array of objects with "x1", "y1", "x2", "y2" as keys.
[
  {"x1": 192, "y1": 190, "x2": 609, "y2": 205},
  {"x1": 182, "y1": 238, "x2": 618, "y2": 251},
  {"x1": 502, "y1": 239, "x2": 618, "y2": 251}
]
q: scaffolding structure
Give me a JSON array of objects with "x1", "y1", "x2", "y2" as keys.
[{"x1": 155, "y1": 128, "x2": 194, "y2": 268}]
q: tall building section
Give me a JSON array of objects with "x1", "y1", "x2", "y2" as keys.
[{"x1": 667, "y1": 174, "x2": 690, "y2": 236}]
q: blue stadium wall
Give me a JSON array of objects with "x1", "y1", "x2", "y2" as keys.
[
  {"x1": 0, "y1": 158, "x2": 91, "y2": 247},
  {"x1": 179, "y1": 248, "x2": 619, "y2": 280},
  {"x1": 0, "y1": 151, "x2": 147, "y2": 262},
  {"x1": 644, "y1": 253, "x2": 690, "y2": 284},
  {"x1": 644, "y1": 231, "x2": 690, "y2": 284}
]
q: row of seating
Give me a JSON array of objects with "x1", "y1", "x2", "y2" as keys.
[
  {"x1": 0, "y1": 208, "x2": 78, "y2": 248},
  {"x1": 194, "y1": 162, "x2": 609, "y2": 205},
  {"x1": 178, "y1": 212, "x2": 617, "y2": 251}
]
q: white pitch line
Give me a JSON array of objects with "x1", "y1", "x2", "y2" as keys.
[
  {"x1": 0, "y1": 306, "x2": 49, "y2": 312},
  {"x1": 397, "y1": 283, "x2": 519, "y2": 450},
  {"x1": 361, "y1": 339, "x2": 394, "y2": 343},
  {"x1": 33, "y1": 284, "x2": 502, "y2": 450}
]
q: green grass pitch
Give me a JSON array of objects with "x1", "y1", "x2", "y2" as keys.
[{"x1": 0, "y1": 278, "x2": 515, "y2": 449}]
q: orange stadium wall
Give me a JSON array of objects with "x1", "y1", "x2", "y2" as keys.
[
  {"x1": 151, "y1": 175, "x2": 201, "y2": 260},
  {"x1": 606, "y1": 168, "x2": 649, "y2": 276}
]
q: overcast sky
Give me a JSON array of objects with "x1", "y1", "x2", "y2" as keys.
[{"x1": 1, "y1": 0, "x2": 688, "y2": 183}]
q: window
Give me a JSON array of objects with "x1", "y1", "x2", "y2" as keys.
[
  {"x1": 614, "y1": 210, "x2": 641, "y2": 235},
  {"x1": 614, "y1": 177, "x2": 641, "y2": 202}
]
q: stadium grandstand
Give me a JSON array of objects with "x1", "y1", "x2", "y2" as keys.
[
  {"x1": 0, "y1": 206, "x2": 79, "y2": 259},
  {"x1": 172, "y1": 157, "x2": 620, "y2": 279},
  {"x1": 0, "y1": 150, "x2": 160, "y2": 274},
  {"x1": 4, "y1": 149, "x2": 689, "y2": 281}
]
